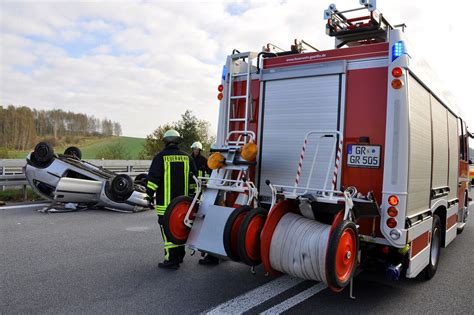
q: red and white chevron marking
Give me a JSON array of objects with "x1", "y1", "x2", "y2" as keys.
[
  {"x1": 295, "y1": 138, "x2": 308, "y2": 185},
  {"x1": 332, "y1": 139, "x2": 343, "y2": 190}
]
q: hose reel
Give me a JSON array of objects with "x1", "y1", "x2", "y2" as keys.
[{"x1": 261, "y1": 199, "x2": 358, "y2": 292}]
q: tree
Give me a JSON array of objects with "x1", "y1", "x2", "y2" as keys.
[
  {"x1": 139, "y1": 110, "x2": 214, "y2": 159},
  {"x1": 113, "y1": 122, "x2": 122, "y2": 136}
]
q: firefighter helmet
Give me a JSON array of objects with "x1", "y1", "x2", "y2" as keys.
[
  {"x1": 190, "y1": 141, "x2": 203, "y2": 150},
  {"x1": 163, "y1": 129, "x2": 182, "y2": 144}
]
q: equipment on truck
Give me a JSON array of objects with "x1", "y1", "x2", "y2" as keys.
[{"x1": 165, "y1": 0, "x2": 472, "y2": 294}]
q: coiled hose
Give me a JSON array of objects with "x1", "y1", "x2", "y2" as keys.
[{"x1": 269, "y1": 212, "x2": 331, "y2": 283}]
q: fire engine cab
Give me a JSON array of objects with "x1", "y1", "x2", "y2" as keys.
[{"x1": 162, "y1": 0, "x2": 473, "y2": 292}]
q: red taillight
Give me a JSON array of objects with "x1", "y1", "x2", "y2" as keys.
[
  {"x1": 387, "y1": 218, "x2": 397, "y2": 228},
  {"x1": 391, "y1": 79, "x2": 404, "y2": 89},
  {"x1": 392, "y1": 67, "x2": 403, "y2": 77},
  {"x1": 382, "y1": 246, "x2": 390, "y2": 254},
  {"x1": 218, "y1": 84, "x2": 224, "y2": 92},
  {"x1": 217, "y1": 93, "x2": 223, "y2": 100},
  {"x1": 387, "y1": 207, "x2": 398, "y2": 217},
  {"x1": 388, "y1": 195, "x2": 399, "y2": 206}
]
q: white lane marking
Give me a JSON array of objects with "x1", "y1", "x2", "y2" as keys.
[
  {"x1": 260, "y1": 282, "x2": 327, "y2": 315},
  {"x1": 204, "y1": 275, "x2": 304, "y2": 314}
]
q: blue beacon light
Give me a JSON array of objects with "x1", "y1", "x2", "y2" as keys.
[{"x1": 391, "y1": 41, "x2": 406, "y2": 61}]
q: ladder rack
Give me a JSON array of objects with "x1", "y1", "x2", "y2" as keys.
[{"x1": 324, "y1": 1, "x2": 393, "y2": 48}]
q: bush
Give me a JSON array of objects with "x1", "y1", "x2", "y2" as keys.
[
  {"x1": 0, "y1": 147, "x2": 10, "y2": 158},
  {"x1": 96, "y1": 141, "x2": 131, "y2": 160}
]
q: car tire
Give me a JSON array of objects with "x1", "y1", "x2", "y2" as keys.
[
  {"x1": 134, "y1": 173, "x2": 148, "y2": 186},
  {"x1": 423, "y1": 215, "x2": 441, "y2": 280},
  {"x1": 33, "y1": 142, "x2": 55, "y2": 165},
  {"x1": 107, "y1": 174, "x2": 134, "y2": 202},
  {"x1": 64, "y1": 146, "x2": 82, "y2": 159}
]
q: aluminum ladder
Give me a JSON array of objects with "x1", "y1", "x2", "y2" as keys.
[{"x1": 225, "y1": 52, "x2": 257, "y2": 146}]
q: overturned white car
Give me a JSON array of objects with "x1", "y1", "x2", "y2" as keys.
[{"x1": 24, "y1": 142, "x2": 150, "y2": 212}]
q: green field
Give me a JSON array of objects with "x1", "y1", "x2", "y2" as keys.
[
  {"x1": 79, "y1": 136, "x2": 146, "y2": 159},
  {"x1": 7, "y1": 136, "x2": 146, "y2": 160}
]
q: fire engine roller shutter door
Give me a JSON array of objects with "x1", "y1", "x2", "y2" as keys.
[
  {"x1": 407, "y1": 76, "x2": 432, "y2": 217},
  {"x1": 430, "y1": 95, "x2": 449, "y2": 190},
  {"x1": 447, "y1": 113, "x2": 458, "y2": 201},
  {"x1": 259, "y1": 74, "x2": 341, "y2": 201}
]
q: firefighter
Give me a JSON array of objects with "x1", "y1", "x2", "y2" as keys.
[
  {"x1": 189, "y1": 141, "x2": 220, "y2": 266},
  {"x1": 190, "y1": 141, "x2": 211, "y2": 178},
  {"x1": 146, "y1": 129, "x2": 197, "y2": 270}
]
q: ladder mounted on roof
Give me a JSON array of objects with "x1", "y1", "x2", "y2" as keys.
[
  {"x1": 324, "y1": 0, "x2": 394, "y2": 48},
  {"x1": 224, "y1": 51, "x2": 258, "y2": 146}
]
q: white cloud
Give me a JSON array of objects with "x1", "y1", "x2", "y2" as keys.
[{"x1": 1, "y1": 0, "x2": 473, "y2": 139}]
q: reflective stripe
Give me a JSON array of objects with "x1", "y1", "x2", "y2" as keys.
[
  {"x1": 198, "y1": 170, "x2": 203, "y2": 178},
  {"x1": 184, "y1": 157, "x2": 189, "y2": 196},
  {"x1": 147, "y1": 181, "x2": 158, "y2": 190},
  {"x1": 155, "y1": 205, "x2": 166, "y2": 216},
  {"x1": 164, "y1": 158, "x2": 171, "y2": 207}
]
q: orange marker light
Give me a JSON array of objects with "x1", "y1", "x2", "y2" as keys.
[
  {"x1": 387, "y1": 207, "x2": 398, "y2": 217},
  {"x1": 392, "y1": 67, "x2": 403, "y2": 77},
  {"x1": 217, "y1": 93, "x2": 224, "y2": 100},
  {"x1": 387, "y1": 218, "x2": 397, "y2": 228},
  {"x1": 218, "y1": 84, "x2": 224, "y2": 92},
  {"x1": 388, "y1": 195, "x2": 399, "y2": 206},
  {"x1": 391, "y1": 79, "x2": 404, "y2": 89}
]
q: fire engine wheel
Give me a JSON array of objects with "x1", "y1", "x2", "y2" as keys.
[
  {"x1": 326, "y1": 220, "x2": 359, "y2": 292},
  {"x1": 223, "y1": 205, "x2": 252, "y2": 261},
  {"x1": 423, "y1": 214, "x2": 441, "y2": 280},
  {"x1": 237, "y1": 207, "x2": 267, "y2": 266},
  {"x1": 260, "y1": 200, "x2": 297, "y2": 275},
  {"x1": 33, "y1": 142, "x2": 55, "y2": 165},
  {"x1": 163, "y1": 196, "x2": 197, "y2": 245},
  {"x1": 64, "y1": 146, "x2": 82, "y2": 159}
]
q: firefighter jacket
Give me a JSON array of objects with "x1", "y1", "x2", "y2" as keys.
[
  {"x1": 192, "y1": 152, "x2": 211, "y2": 178},
  {"x1": 146, "y1": 144, "x2": 197, "y2": 216}
]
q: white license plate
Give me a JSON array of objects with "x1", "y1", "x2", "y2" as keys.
[{"x1": 347, "y1": 145, "x2": 381, "y2": 168}]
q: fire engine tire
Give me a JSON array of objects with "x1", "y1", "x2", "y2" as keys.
[
  {"x1": 108, "y1": 174, "x2": 134, "y2": 202},
  {"x1": 134, "y1": 173, "x2": 148, "y2": 186},
  {"x1": 237, "y1": 207, "x2": 267, "y2": 266},
  {"x1": 223, "y1": 205, "x2": 252, "y2": 261},
  {"x1": 423, "y1": 214, "x2": 441, "y2": 280},
  {"x1": 325, "y1": 220, "x2": 359, "y2": 292},
  {"x1": 64, "y1": 146, "x2": 82, "y2": 159},
  {"x1": 163, "y1": 196, "x2": 198, "y2": 245},
  {"x1": 260, "y1": 200, "x2": 298, "y2": 275},
  {"x1": 33, "y1": 142, "x2": 55, "y2": 165}
]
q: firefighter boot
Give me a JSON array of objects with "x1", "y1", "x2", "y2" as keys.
[{"x1": 158, "y1": 260, "x2": 179, "y2": 270}]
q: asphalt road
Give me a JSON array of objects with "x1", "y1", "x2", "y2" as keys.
[{"x1": 1, "y1": 196, "x2": 473, "y2": 314}]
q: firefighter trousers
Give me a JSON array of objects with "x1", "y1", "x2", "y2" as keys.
[{"x1": 157, "y1": 215, "x2": 185, "y2": 264}]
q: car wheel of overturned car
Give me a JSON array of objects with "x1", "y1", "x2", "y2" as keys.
[
  {"x1": 107, "y1": 174, "x2": 134, "y2": 202},
  {"x1": 32, "y1": 142, "x2": 55, "y2": 166},
  {"x1": 134, "y1": 173, "x2": 148, "y2": 186},
  {"x1": 64, "y1": 146, "x2": 82, "y2": 159}
]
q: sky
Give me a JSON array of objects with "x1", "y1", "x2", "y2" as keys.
[{"x1": 1, "y1": 0, "x2": 473, "y2": 138}]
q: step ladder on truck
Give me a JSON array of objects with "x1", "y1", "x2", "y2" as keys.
[{"x1": 161, "y1": 0, "x2": 472, "y2": 296}]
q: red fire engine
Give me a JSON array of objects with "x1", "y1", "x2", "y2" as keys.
[{"x1": 162, "y1": 0, "x2": 473, "y2": 293}]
